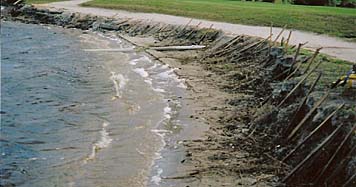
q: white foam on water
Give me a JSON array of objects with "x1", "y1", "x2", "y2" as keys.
[
  {"x1": 152, "y1": 88, "x2": 166, "y2": 93},
  {"x1": 129, "y1": 59, "x2": 139, "y2": 65},
  {"x1": 148, "y1": 63, "x2": 160, "y2": 70},
  {"x1": 177, "y1": 82, "x2": 187, "y2": 89},
  {"x1": 110, "y1": 72, "x2": 128, "y2": 98},
  {"x1": 149, "y1": 129, "x2": 169, "y2": 179},
  {"x1": 97, "y1": 32, "x2": 122, "y2": 44},
  {"x1": 144, "y1": 79, "x2": 153, "y2": 85},
  {"x1": 126, "y1": 54, "x2": 187, "y2": 185},
  {"x1": 136, "y1": 148, "x2": 146, "y2": 156},
  {"x1": 164, "y1": 106, "x2": 172, "y2": 114},
  {"x1": 151, "y1": 167, "x2": 163, "y2": 185},
  {"x1": 107, "y1": 36, "x2": 121, "y2": 43},
  {"x1": 163, "y1": 106, "x2": 172, "y2": 119},
  {"x1": 86, "y1": 122, "x2": 112, "y2": 161},
  {"x1": 148, "y1": 102, "x2": 180, "y2": 185},
  {"x1": 96, "y1": 122, "x2": 112, "y2": 148},
  {"x1": 156, "y1": 69, "x2": 175, "y2": 79},
  {"x1": 135, "y1": 56, "x2": 152, "y2": 63},
  {"x1": 159, "y1": 64, "x2": 169, "y2": 70},
  {"x1": 133, "y1": 68, "x2": 149, "y2": 78},
  {"x1": 157, "y1": 67, "x2": 187, "y2": 89},
  {"x1": 130, "y1": 56, "x2": 152, "y2": 65},
  {"x1": 151, "y1": 129, "x2": 172, "y2": 134}
]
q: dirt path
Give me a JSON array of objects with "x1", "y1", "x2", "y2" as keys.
[{"x1": 38, "y1": 0, "x2": 356, "y2": 63}]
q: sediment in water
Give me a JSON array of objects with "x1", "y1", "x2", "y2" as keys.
[{"x1": 2, "y1": 3, "x2": 355, "y2": 186}]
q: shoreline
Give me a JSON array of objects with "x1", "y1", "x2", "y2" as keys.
[
  {"x1": 77, "y1": 27, "x2": 213, "y2": 186},
  {"x1": 0, "y1": 20, "x2": 209, "y2": 186},
  {"x1": 2, "y1": 3, "x2": 355, "y2": 186}
]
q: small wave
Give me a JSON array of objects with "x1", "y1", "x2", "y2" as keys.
[
  {"x1": 159, "y1": 64, "x2": 169, "y2": 70},
  {"x1": 130, "y1": 56, "x2": 152, "y2": 66},
  {"x1": 148, "y1": 63, "x2": 159, "y2": 70},
  {"x1": 95, "y1": 122, "x2": 112, "y2": 148},
  {"x1": 139, "y1": 56, "x2": 152, "y2": 63},
  {"x1": 144, "y1": 79, "x2": 153, "y2": 85},
  {"x1": 152, "y1": 88, "x2": 165, "y2": 93},
  {"x1": 85, "y1": 122, "x2": 112, "y2": 162},
  {"x1": 177, "y1": 82, "x2": 187, "y2": 89},
  {"x1": 96, "y1": 33, "x2": 122, "y2": 44},
  {"x1": 129, "y1": 59, "x2": 139, "y2": 65},
  {"x1": 151, "y1": 129, "x2": 172, "y2": 134},
  {"x1": 133, "y1": 68, "x2": 149, "y2": 78},
  {"x1": 110, "y1": 72, "x2": 128, "y2": 98},
  {"x1": 151, "y1": 167, "x2": 163, "y2": 185},
  {"x1": 16, "y1": 140, "x2": 46, "y2": 145},
  {"x1": 156, "y1": 69, "x2": 174, "y2": 79},
  {"x1": 155, "y1": 68, "x2": 187, "y2": 89},
  {"x1": 163, "y1": 106, "x2": 172, "y2": 119},
  {"x1": 136, "y1": 148, "x2": 146, "y2": 156}
]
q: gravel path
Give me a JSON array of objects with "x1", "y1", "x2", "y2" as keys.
[{"x1": 42, "y1": 0, "x2": 355, "y2": 63}]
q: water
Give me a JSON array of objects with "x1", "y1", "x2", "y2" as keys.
[{"x1": 1, "y1": 21, "x2": 203, "y2": 187}]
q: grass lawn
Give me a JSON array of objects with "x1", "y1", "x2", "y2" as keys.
[
  {"x1": 299, "y1": 51, "x2": 353, "y2": 90},
  {"x1": 25, "y1": 0, "x2": 66, "y2": 4},
  {"x1": 81, "y1": 0, "x2": 356, "y2": 40}
]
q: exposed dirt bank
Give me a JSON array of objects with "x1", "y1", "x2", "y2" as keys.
[{"x1": 2, "y1": 4, "x2": 355, "y2": 186}]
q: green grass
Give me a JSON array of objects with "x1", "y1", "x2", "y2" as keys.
[
  {"x1": 25, "y1": 0, "x2": 66, "y2": 4},
  {"x1": 293, "y1": 49, "x2": 353, "y2": 90},
  {"x1": 82, "y1": 0, "x2": 356, "y2": 40}
]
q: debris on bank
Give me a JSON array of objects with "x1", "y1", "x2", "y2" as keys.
[{"x1": 1, "y1": 3, "x2": 355, "y2": 186}]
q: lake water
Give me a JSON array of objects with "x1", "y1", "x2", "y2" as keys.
[{"x1": 1, "y1": 21, "x2": 202, "y2": 187}]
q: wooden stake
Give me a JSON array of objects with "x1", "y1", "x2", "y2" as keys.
[
  {"x1": 267, "y1": 23, "x2": 273, "y2": 55},
  {"x1": 284, "y1": 42, "x2": 308, "y2": 80},
  {"x1": 278, "y1": 59, "x2": 323, "y2": 108},
  {"x1": 342, "y1": 172, "x2": 356, "y2": 187},
  {"x1": 325, "y1": 145, "x2": 356, "y2": 185},
  {"x1": 208, "y1": 35, "x2": 241, "y2": 57},
  {"x1": 287, "y1": 43, "x2": 304, "y2": 76},
  {"x1": 285, "y1": 30, "x2": 292, "y2": 47},
  {"x1": 273, "y1": 69, "x2": 290, "y2": 80},
  {"x1": 269, "y1": 23, "x2": 273, "y2": 43},
  {"x1": 281, "y1": 37, "x2": 285, "y2": 47},
  {"x1": 273, "y1": 25, "x2": 287, "y2": 45},
  {"x1": 303, "y1": 48, "x2": 322, "y2": 74},
  {"x1": 195, "y1": 21, "x2": 203, "y2": 28},
  {"x1": 286, "y1": 72, "x2": 322, "y2": 132},
  {"x1": 223, "y1": 35, "x2": 243, "y2": 50},
  {"x1": 282, "y1": 124, "x2": 343, "y2": 183},
  {"x1": 238, "y1": 38, "x2": 269, "y2": 54},
  {"x1": 197, "y1": 24, "x2": 215, "y2": 44},
  {"x1": 314, "y1": 124, "x2": 356, "y2": 185},
  {"x1": 184, "y1": 18, "x2": 194, "y2": 29},
  {"x1": 287, "y1": 91, "x2": 330, "y2": 140},
  {"x1": 282, "y1": 103, "x2": 344, "y2": 162}
]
